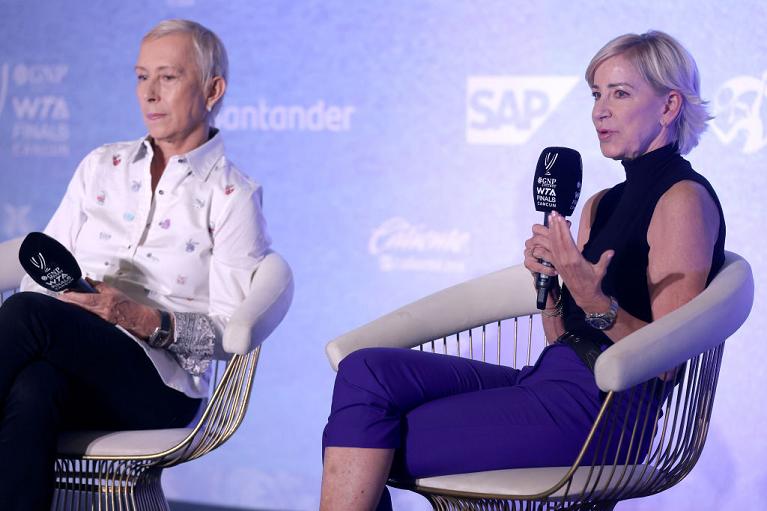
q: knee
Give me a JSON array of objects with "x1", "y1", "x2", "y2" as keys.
[
  {"x1": 0, "y1": 291, "x2": 53, "y2": 323},
  {"x1": 336, "y1": 348, "x2": 393, "y2": 388},
  {"x1": 332, "y1": 349, "x2": 401, "y2": 405}
]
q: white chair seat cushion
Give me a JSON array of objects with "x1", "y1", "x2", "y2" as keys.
[
  {"x1": 411, "y1": 464, "x2": 661, "y2": 499},
  {"x1": 57, "y1": 428, "x2": 193, "y2": 457}
]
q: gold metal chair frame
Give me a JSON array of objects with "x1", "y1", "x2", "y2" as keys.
[
  {"x1": 0, "y1": 287, "x2": 263, "y2": 511},
  {"x1": 386, "y1": 318, "x2": 723, "y2": 510},
  {"x1": 326, "y1": 252, "x2": 752, "y2": 511},
  {"x1": 49, "y1": 349, "x2": 261, "y2": 511}
]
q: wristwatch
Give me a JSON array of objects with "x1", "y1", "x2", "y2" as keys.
[
  {"x1": 584, "y1": 296, "x2": 619, "y2": 330},
  {"x1": 148, "y1": 309, "x2": 173, "y2": 349}
]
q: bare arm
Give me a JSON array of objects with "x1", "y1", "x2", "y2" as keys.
[
  {"x1": 646, "y1": 181, "x2": 720, "y2": 321},
  {"x1": 548, "y1": 180, "x2": 719, "y2": 343}
]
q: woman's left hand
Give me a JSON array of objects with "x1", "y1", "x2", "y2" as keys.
[
  {"x1": 547, "y1": 211, "x2": 614, "y2": 312},
  {"x1": 58, "y1": 279, "x2": 159, "y2": 339}
]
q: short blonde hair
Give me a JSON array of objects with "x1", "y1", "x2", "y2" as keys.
[
  {"x1": 143, "y1": 19, "x2": 228, "y2": 117},
  {"x1": 585, "y1": 31, "x2": 711, "y2": 155}
]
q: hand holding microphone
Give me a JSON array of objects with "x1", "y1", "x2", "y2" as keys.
[
  {"x1": 530, "y1": 147, "x2": 583, "y2": 310},
  {"x1": 19, "y1": 231, "x2": 164, "y2": 339}
]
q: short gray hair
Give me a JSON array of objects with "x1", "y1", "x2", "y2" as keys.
[
  {"x1": 585, "y1": 30, "x2": 711, "y2": 155},
  {"x1": 143, "y1": 19, "x2": 228, "y2": 117}
]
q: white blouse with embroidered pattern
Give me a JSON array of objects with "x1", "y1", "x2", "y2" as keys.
[{"x1": 20, "y1": 131, "x2": 271, "y2": 398}]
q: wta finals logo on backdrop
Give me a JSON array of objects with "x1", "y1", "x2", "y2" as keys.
[
  {"x1": 711, "y1": 71, "x2": 767, "y2": 154},
  {"x1": 466, "y1": 76, "x2": 579, "y2": 145},
  {"x1": 0, "y1": 62, "x2": 70, "y2": 157}
]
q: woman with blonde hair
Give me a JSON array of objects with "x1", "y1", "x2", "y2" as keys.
[{"x1": 320, "y1": 30, "x2": 724, "y2": 511}]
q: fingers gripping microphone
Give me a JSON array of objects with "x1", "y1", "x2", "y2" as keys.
[
  {"x1": 532, "y1": 147, "x2": 582, "y2": 310},
  {"x1": 19, "y1": 232, "x2": 97, "y2": 293}
]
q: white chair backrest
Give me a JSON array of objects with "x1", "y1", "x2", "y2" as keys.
[
  {"x1": 326, "y1": 263, "x2": 538, "y2": 370},
  {"x1": 595, "y1": 250, "x2": 753, "y2": 392},
  {"x1": 0, "y1": 237, "x2": 24, "y2": 291}
]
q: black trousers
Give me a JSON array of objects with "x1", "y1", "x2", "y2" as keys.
[{"x1": 0, "y1": 292, "x2": 201, "y2": 511}]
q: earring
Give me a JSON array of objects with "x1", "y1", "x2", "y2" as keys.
[{"x1": 206, "y1": 104, "x2": 213, "y2": 113}]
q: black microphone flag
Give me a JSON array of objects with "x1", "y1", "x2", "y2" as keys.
[
  {"x1": 19, "y1": 232, "x2": 97, "y2": 293},
  {"x1": 533, "y1": 147, "x2": 582, "y2": 216},
  {"x1": 532, "y1": 147, "x2": 582, "y2": 309}
]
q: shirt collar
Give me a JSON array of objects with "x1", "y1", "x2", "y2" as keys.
[{"x1": 137, "y1": 128, "x2": 224, "y2": 181}]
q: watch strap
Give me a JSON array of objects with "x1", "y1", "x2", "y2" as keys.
[{"x1": 148, "y1": 309, "x2": 173, "y2": 349}]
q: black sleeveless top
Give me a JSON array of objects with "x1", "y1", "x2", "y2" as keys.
[{"x1": 562, "y1": 143, "x2": 726, "y2": 344}]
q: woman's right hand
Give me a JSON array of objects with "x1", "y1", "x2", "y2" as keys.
[
  {"x1": 523, "y1": 221, "x2": 569, "y2": 280},
  {"x1": 525, "y1": 221, "x2": 568, "y2": 342}
]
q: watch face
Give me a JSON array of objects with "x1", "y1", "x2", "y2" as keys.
[
  {"x1": 586, "y1": 316, "x2": 612, "y2": 330},
  {"x1": 585, "y1": 296, "x2": 618, "y2": 330}
]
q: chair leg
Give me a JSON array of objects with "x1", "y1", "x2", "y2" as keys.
[{"x1": 52, "y1": 459, "x2": 169, "y2": 511}]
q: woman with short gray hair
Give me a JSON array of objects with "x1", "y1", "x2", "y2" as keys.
[
  {"x1": 0, "y1": 19, "x2": 279, "y2": 510},
  {"x1": 143, "y1": 18, "x2": 229, "y2": 117}
]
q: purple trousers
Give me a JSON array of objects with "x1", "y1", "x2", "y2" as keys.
[{"x1": 323, "y1": 344, "x2": 613, "y2": 480}]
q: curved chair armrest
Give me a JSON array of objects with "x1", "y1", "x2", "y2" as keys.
[
  {"x1": 220, "y1": 250, "x2": 294, "y2": 357},
  {"x1": 326, "y1": 264, "x2": 538, "y2": 370},
  {"x1": 0, "y1": 237, "x2": 24, "y2": 291},
  {"x1": 595, "y1": 251, "x2": 754, "y2": 392}
]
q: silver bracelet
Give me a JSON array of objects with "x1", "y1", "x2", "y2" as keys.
[{"x1": 541, "y1": 293, "x2": 564, "y2": 317}]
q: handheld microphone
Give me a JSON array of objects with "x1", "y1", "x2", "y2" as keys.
[
  {"x1": 19, "y1": 232, "x2": 97, "y2": 293},
  {"x1": 532, "y1": 147, "x2": 582, "y2": 310}
]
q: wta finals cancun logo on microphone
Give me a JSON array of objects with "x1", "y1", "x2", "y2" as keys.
[
  {"x1": 30, "y1": 252, "x2": 74, "y2": 291},
  {"x1": 536, "y1": 151, "x2": 559, "y2": 209}
]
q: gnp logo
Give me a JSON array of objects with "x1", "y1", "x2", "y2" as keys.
[
  {"x1": 466, "y1": 75, "x2": 579, "y2": 145},
  {"x1": 710, "y1": 72, "x2": 767, "y2": 154},
  {"x1": 12, "y1": 64, "x2": 67, "y2": 86},
  {"x1": 0, "y1": 63, "x2": 9, "y2": 119}
]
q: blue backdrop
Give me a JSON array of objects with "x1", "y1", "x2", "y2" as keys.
[{"x1": 1, "y1": 1, "x2": 765, "y2": 509}]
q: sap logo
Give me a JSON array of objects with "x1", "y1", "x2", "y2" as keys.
[
  {"x1": 12, "y1": 96, "x2": 69, "y2": 120},
  {"x1": 0, "y1": 63, "x2": 8, "y2": 118},
  {"x1": 466, "y1": 76, "x2": 579, "y2": 145},
  {"x1": 12, "y1": 64, "x2": 68, "y2": 86},
  {"x1": 710, "y1": 71, "x2": 767, "y2": 154}
]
